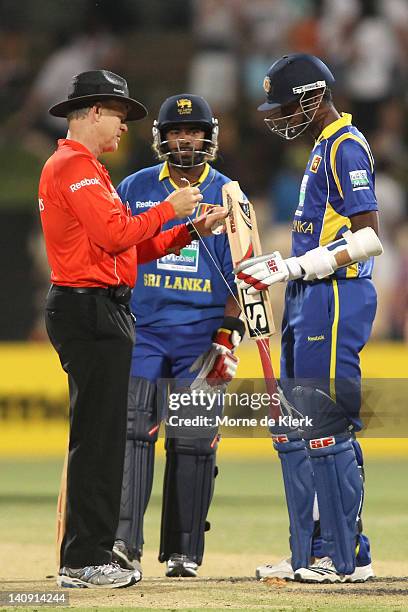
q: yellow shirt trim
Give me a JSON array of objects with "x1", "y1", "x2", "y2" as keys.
[
  {"x1": 320, "y1": 202, "x2": 351, "y2": 246},
  {"x1": 319, "y1": 202, "x2": 359, "y2": 278},
  {"x1": 330, "y1": 279, "x2": 340, "y2": 401},
  {"x1": 316, "y1": 113, "x2": 352, "y2": 143},
  {"x1": 319, "y1": 116, "x2": 372, "y2": 280},
  {"x1": 159, "y1": 161, "x2": 210, "y2": 190},
  {"x1": 330, "y1": 133, "x2": 374, "y2": 199},
  {"x1": 346, "y1": 262, "x2": 359, "y2": 278}
]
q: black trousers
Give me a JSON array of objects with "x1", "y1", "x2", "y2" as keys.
[{"x1": 45, "y1": 287, "x2": 135, "y2": 568}]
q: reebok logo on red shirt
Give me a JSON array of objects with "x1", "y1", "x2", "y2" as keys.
[{"x1": 69, "y1": 177, "x2": 101, "y2": 192}]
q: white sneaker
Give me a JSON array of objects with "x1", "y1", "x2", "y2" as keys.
[
  {"x1": 295, "y1": 557, "x2": 374, "y2": 584},
  {"x1": 57, "y1": 562, "x2": 141, "y2": 588},
  {"x1": 256, "y1": 557, "x2": 294, "y2": 581},
  {"x1": 166, "y1": 554, "x2": 198, "y2": 577},
  {"x1": 294, "y1": 557, "x2": 342, "y2": 583},
  {"x1": 343, "y1": 563, "x2": 375, "y2": 583}
]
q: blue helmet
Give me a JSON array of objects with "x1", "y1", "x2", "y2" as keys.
[
  {"x1": 258, "y1": 53, "x2": 335, "y2": 139},
  {"x1": 152, "y1": 93, "x2": 218, "y2": 167}
]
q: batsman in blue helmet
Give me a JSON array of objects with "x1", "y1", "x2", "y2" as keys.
[
  {"x1": 111, "y1": 93, "x2": 246, "y2": 578},
  {"x1": 235, "y1": 53, "x2": 383, "y2": 583}
]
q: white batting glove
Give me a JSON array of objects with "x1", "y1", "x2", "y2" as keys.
[
  {"x1": 190, "y1": 317, "x2": 245, "y2": 392},
  {"x1": 234, "y1": 251, "x2": 303, "y2": 294}
]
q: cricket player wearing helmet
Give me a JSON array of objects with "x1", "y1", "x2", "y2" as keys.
[
  {"x1": 235, "y1": 53, "x2": 383, "y2": 583},
  {"x1": 112, "y1": 94, "x2": 245, "y2": 577}
]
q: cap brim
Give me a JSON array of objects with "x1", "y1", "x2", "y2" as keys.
[
  {"x1": 49, "y1": 93, "x2": 148, "y2": 121},
  {"x1": 257, "y1": 100, "x2": 282, "y2": 112}
]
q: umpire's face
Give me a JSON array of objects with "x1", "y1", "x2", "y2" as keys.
[{"x1": 95, "y1": 100, "x2": 129, "y2": 153}]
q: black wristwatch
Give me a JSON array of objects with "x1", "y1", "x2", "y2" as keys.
[{"x1": 186, "y1": 221, "x2": 200, "y2": 241}]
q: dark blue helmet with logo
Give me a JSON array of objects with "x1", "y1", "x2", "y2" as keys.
[
  {"x1": 258, "y1": 53, "x2": 335, "y2": 139},
  {"x1": 259, "y1": 53, "x2": 335, "y2": 111},
  {"x1": 152, "y1": 93, "x2": 218, "y2": 167}
]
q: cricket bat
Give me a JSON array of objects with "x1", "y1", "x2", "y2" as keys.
[
  {"x1": 56, "y1": 450, "x2": 68, "y2": 570},
  {"x1": 222, "y1": 181, "x2": 279, "y2": 411}
]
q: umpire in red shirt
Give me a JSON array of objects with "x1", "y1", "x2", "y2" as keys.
[{"x1": 39, "y1": 70, "x2": 224, "y2": 589}]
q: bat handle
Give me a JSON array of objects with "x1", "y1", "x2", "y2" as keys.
[{"x1": 256, "y1": 338, "x2": 281, "y2": 420}]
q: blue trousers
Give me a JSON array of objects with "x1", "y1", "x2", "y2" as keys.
[
  {"x1": 280, "y1": 278, "x2": 377, "y2": 430},
  {"x1": 131, "y1": 318, "x2": 221, "y2": 384}
]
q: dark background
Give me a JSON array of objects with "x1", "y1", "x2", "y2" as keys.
[{"x1": 0, "y1": 0, "x2": 407, "y2": 340}]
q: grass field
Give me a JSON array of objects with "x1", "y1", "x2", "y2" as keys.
[{"x1": 1, "y1": 452, "x2": 408, "y2": 610}]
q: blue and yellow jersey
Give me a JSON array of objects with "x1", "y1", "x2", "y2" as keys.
[
  {"x1": 117, "y1": 162, "x2": 235, "y2": 326},
  {"x1": 292, "y1": 113, "x2": 378, "y2": 279}
]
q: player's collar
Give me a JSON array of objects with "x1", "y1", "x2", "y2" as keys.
[
  {"x1": 316, "y1": 113, "x2": 352, "y2": 143},
  {"x1": 159, "y1": 161, "x2": 210, "y2": 189}
]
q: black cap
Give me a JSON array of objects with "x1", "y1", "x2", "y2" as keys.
[
  {"x1": 258, "y1": 53, "x2": 335, "y2": 111},
  {"x1": 156, "y1": 94, "x2": 214, "y2": 131},
  {"x1": 49, "y1": 70, "x2": 148, "y2": 121}
]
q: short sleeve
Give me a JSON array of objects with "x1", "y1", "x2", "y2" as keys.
[{"x1": 333, "y1": 137, "x2": 378, "y2": 217}]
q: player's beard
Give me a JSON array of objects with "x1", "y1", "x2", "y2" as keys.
[{"x1": 168, "y1": 147, "x2": 206, "y2": 168}]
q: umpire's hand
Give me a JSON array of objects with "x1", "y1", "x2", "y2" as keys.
[{"x1": 167, "y1": 186, "x2": 203, "y2": 218}]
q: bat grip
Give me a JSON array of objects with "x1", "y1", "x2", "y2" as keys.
[{"x1": 256, "y1": 338, "x2": 281, "y2": 421}]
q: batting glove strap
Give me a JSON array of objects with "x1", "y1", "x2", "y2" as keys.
[
  {"x1": 284, "y1": 256, "x2": 304, "y2": 280},
  {"x1": 297, "y1": 246, "x2": 337, "y2": 281}
]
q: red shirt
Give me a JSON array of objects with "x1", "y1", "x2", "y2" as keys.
[{"x1": 38, "y1": 139, "x2": 191, "y2": 287}]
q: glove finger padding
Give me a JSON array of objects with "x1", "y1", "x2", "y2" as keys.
[
  {"x1": 235, "y1": 251, "x2": 290, "y2": 291},
  {"x1": 233, "y1": 253, "x2": 272, "y2": 275},
  {"x1": 190, "y1": 345, "x2": 233, "y2": 381},
  {"x1": 235, "y1": 251, "x2": 284, "y2": 279},
  {"x1": 189, "y1": 317, "x2": 245, "y2": 392},
  {"x1": 206, "y1": 350, "x2": 238, "y2": 384},
  {"x1": 235, "y1": 252, "x2": 303, "y2": 293}
]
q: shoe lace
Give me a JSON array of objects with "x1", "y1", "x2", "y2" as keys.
[
  {"x1": 86, "y1": 563, "x2": 121, "y2": 577},
  {"x1": 103, "y1": 562, "x2": 122, "y2": 574},
  {"x1": 312, "y1": 557, "x2": 336, "y2": 571}
]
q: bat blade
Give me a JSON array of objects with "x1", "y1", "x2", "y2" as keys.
[
  {"x1": 223, "y1": 181, "x2": 275, "y2": 339},
  {"x1": 223, "y1": 181, "x2": 280, "y2": 418}
]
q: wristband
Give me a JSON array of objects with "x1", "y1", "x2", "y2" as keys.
[
  {"x1": 185, "y1": 221, "x2": 200, "y2": 241},
  {"x1": 213, "y1": 316, "x2": 246, "y2": 350}
]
